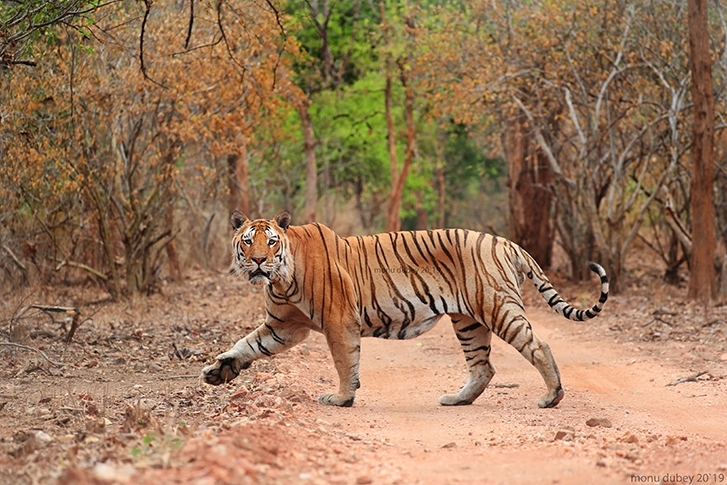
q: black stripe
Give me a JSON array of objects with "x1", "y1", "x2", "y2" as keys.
[
  {"x1": 440, "y1": 296, "x2": 448, "y2": 314},
  {"x1": 266, "y1": 311, "x2": 284, "y2": 322},
  {"x1": 257, "y1": 336, "x2": 273, "y2": 356},
  {"x1": 539, "y1": 284, "x2": 554, "y2": 293},
  {"x1": 459, "y1": 322, "x2": 482, "y2": 333},
  {"x1": 463, "y1": 345, "x2": 491, "y2": 353},
  {"x1": 264, "y1": 323, "x2": 285, "y2": 344}
]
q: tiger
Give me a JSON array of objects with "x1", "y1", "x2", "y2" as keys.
[{"x1": 201, "y1": 210, "x2": 609, "y2": 408}]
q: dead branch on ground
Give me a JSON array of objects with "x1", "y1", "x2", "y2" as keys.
[
  {"x1": 12, "y1": 304, "x2": 82, "y2": 343},
  {"x1": 666, "y1": 370, "x2": 708, "y2": 386},
  {"x1": 0, "y1": 342, "x2": 64, "y2": 367}
]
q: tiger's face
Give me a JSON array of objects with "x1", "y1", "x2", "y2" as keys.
[{"x1": 230, "y1": 210, "x2": 292, "y2": 285}]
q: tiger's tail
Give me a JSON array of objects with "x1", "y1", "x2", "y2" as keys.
[{"x1": 519, "y1": 250, "x2": 609, "y2": 322}]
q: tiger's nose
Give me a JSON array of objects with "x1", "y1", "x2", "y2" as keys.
[{"x1": 251, "y1": 256, "x2": 266, "y2": 265}]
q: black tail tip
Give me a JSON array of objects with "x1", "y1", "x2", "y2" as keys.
[
  {"x1": 588, "y1": 262, "x2": 603, "y2": 274},
  {"x1": 588, "y1": 262, "x2": 609, "y2": 285}
]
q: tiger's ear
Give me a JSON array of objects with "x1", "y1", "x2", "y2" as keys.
[
  {"x1": 273, "y1": 210, "x2": 291, "y2": 231},
  {"x1": 230, "y1": 210, "x2": 248, "y2": 231}
]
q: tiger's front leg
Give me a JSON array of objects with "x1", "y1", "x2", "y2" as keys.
[
  {"x1": 201, "y1": 321, "x2": 310, "y2": 385},
  {"x1": 318, "y1": 321, "x2": 361, "y2": 407}
]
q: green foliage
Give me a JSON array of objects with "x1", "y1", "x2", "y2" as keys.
[
  {"x1": 442, "y1": 123, "x2": 505, "y2": 194},
  {"x1": 284, "y1": 0, "x2": 380, "y2": 91},
  {"x1": 0, "y1": 0, "x2": 100, "y2": 66},
  {"x1": 312, "y1": 72, "x2": 390, "y2": 190}
]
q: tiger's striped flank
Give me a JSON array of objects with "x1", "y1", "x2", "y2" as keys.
[{"x1": 202, "y1": 213, "x2": 609, "y2": 410}]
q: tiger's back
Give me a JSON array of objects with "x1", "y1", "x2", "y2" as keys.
[{"x1": 286, "y1": 225, "x2": 603, "y2": 342}]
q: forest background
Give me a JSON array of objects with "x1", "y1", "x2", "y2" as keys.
[{"x1": 1, "y1": 0, "x2": 727, "y2": 302}]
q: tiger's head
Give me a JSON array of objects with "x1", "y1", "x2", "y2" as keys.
[{"x1": 229, "y1": 210, "x2": 293, "y2": 286}]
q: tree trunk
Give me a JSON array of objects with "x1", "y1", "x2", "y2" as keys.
[
  {"x1": 383, "y1": 68, "x2": 400, "y2": 232},
  {"x1": 414, "y1": 191, "x2": 428, "y2": 230},
  {"x1": 436, "y1": 164, "x2": 445, "y2": 228},
  {"x1": 95, "y1": 194, "x2": 122, "y2": 299},
  {"x1": 385, "y1": 62, "x2": 415, "y2": 233},
  {"x1": 504, "y1": 118, "x2": 554, "y2": 268},
  {"x1": 687, "y1": 0, "x2": 716, "y2": 302},
  {"x1": 298, "y1": 102, "x2": 318, "y2": 223},
  {"x1": 164, "y1": 204, "x2": 181, "y2": 282},
  {"x1": 554, "y1": 176, "x2": 595, "y2": 283},
  {"x1": 227, "y1": 138, "x2": 250, "y2": 219}
]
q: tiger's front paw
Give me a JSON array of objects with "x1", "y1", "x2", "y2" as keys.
[
  {"x1": 317, "y1": 392, "x2": 355, "y2": 407},
  {"x1": 200, "y1": 354, "x2": 250, "y2": 386}
]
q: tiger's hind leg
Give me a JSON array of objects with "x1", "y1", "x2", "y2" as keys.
[
  {"x1": 439, "y1": 315, "x2": 495, "y2": 406},
  {"x1": 495, "y1": 310, "x2": 563, "y2": 408}
]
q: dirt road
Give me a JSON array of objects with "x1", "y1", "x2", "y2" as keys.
[
  {"x1": 298, "y1": 306, "x2": 727, "y2": 484},
  {"x1": 3, "y1": 274, "x2": 727, "y2": 485}
]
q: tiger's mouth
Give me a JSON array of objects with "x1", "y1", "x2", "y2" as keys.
[{"x1": 249, "y1": 268, "x2": 271, "y2": 283}]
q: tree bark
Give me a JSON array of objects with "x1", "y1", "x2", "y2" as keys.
[
  {"x1": 436, "y1": 164, "x2": 445, "y2": 229},
  {"x1": 383, "y1": 68, "x2": 400, "y2": 232},
  {"x1": 227, "y1": 137, "x2": 250, "y2": 219},
  {"x1": 687, "y1": 0, "x2": 716, "y2": 302},
  {"x1": 385, "y1": 62, "x2": 415, "y2": 233},
  {"x1": 414, "y1": 191, "x2": 428, "y2": 230},
  {"x1": 504, "y1": 118, "x2": 554, "y2": 268},
  {"x1": 164, "y1": 204, "x2": 182, "y2": 282},
  {"x1": 298, "y1": 102, "x2": 318, "y2": 223}
]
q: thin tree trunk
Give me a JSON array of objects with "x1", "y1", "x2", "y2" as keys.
[
  {"x1": 383, "y1": 67, "x2": 400, "y2": 232},
  {"x1": 687, "y1": 0, "x2": 716, "y2": 301},
  {"x1": 504, "y1": 118, "x2": 554, "y2": 268},
  {"x1": 162, "y1": 140, "x2": 182, "y2": 282},
  {"x1": 414, "y1": 191, "x2": 428, "y2": 230},
  {"x1": 165, "y1": 206, "x2": 181, "y2": 282},
  {"x1": 436, "y1": 164, "x2": 445, "y2": 228},
  {"x1": 385, "y1": 63, "x2": 416, "y2": 233},
  {"x1": 298, "y1": 102, "x2": 318, "y2": 223},
  {"x1": 95, "y1": 196, "x2": 122, "y2": 299},
  {"x1": 435, "y1": 130, "x2": 446, "y2": 229},
  {"x1": 380, "y1": 0, "x2": 415, "y2": 233},
  {"x1": 227, "y1": 138, "x2": 250, "y2": 218}
]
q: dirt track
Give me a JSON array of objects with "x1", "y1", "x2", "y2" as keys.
[
  {"x1": 314, "y1": 307, "x2": 727, "y2": 484},
  {"x1": 2, "y1": 272, "x2": 727, "y2": 485}
]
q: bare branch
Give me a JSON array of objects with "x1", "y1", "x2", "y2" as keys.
[
  {"x1": 563, "y1": 86, "x2": 587, "y2": 150},
  {"x1": 54, "y1": 259, "x2": 109, "y2": 281},
  {"x1": 511, "y1": 93, "x2": 575, "y2": 189},
  {"x1": 666, "y1": 370, "x2": 708, "y2": 386},
  {"x1": 0, "y1": 342, "x2": 64, "y2": 367},
  {"x1": 184, "y1": 0, "x2": 195, "y2": 49},
  {"x1": 664, "y1": 201, "x2": 693, "y2": 258},
  {"x1": 1, "y1": 0, "x2": 120, "y2": 66},
  {"x1": 216, "y1": 0, "x2": 247, "y2": 72},
  {"x1": 594, "y1": 14, "x2": 633, "y2": 130},
  {"x1": 264, "y1": 0, "x2": 286, "y2": 36},
  {"x1": 1, "y1": 244, "x2": 27, "y2": 273}
]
